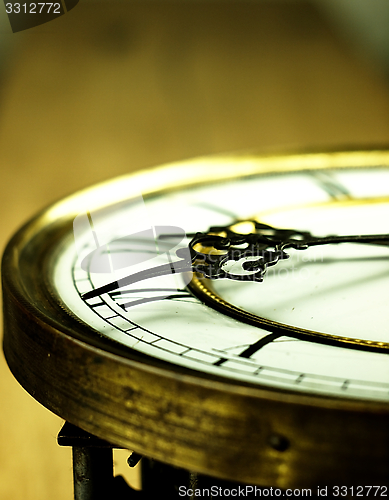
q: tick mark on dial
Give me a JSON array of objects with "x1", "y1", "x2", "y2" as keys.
[
  {"x1": 106, "y1": 314, "x2": 120, "y2": 320},
  {"x1": 88, "y1": 301, "x2": 105, "y2": 308},
  {"x1": 213, "y1": 358, "x2": 228, "y2": 366}
]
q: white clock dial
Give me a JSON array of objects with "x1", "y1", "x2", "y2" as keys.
[{"x1": 53, "y1": 163, "x2": 389, "y2": 402}]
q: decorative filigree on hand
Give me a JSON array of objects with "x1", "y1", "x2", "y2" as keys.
[
  {"x1": 187, "y1": 219, "x2": 389, "y2": 282},
  {"x1": 185, "y1": 220, "x2": 313, "y2": 282}
]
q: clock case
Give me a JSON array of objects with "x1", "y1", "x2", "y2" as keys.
[{"x1": 2, "y1": 149, "x2": 389, "y2": 488}]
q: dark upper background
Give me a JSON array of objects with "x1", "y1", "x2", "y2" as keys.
[{"x1": 1, "y1": 1, "x2": 389, "y2": 498}]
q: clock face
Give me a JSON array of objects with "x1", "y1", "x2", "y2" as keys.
[{"x1": 52, "y1": 153, "x2": 389, "y2": 403}]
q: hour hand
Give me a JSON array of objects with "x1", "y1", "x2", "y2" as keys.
[{"x1": 82, "y1": 259, "x2": 193, "y2": 300}]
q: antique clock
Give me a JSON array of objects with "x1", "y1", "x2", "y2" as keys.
[{"x1": 2, "y1": 149, "x2": 389, "y2": 496}]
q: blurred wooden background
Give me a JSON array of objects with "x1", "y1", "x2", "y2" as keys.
[{"x1": 1, "y1": 2, "x2": 389, "y2": 498}]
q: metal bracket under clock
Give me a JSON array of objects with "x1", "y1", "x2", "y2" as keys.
[
  {"x1": 57, "y1": 422, "x2": 141, "y2": 499},
  {"x1": 57, "y1": 422, "x2": 206, "y2": 500},
  {"x1": 57, "y1": 422, "x2": 329, "y2": 500}
]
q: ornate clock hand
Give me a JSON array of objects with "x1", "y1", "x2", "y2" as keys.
[
  {"x1": 82, "y1": 259, "x2": 193, "y2": 299},
  {"x1": 82, "y1": 223, "x2": 293, "y2": 299},
  {"x1": 82, "y1": 220, "x2": 389, "y2": 300}
]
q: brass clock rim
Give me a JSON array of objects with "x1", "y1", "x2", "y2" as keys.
[{"x1": 3, "y1": 148, "x2": 389, "y2": 487}]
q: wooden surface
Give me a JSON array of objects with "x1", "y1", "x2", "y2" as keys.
[{"x1": 1, "y1": 2, "x2": 389, "y2": 498}]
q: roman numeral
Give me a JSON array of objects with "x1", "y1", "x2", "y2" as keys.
[
  {"x1": 311, "y1": 171, "x2": 351, "y2": 199},
  {"x1": 238, "y1": 333, "x2": 282, "y2": 358}
]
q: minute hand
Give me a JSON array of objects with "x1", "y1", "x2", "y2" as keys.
[
  {"x1": 82, "y1": 225, "x2": 389, "y2": 300},
  {"x1": 82, "y1": 259, "x2": 193, "y2": 300},
  {"x1": 293, "y1": 233, "x2": 389, "y2": 248}
]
